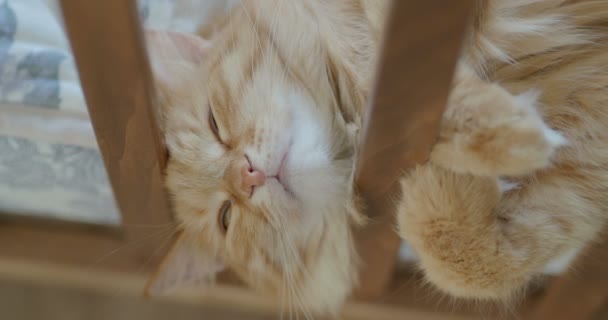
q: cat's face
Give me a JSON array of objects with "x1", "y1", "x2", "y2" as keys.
[{"x1": 145, "y1": 10, "x2": 360, "y2": 313}]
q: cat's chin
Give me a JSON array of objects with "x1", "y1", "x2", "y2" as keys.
[{"x1": 266, "y1": 178, "x2": 296, "y2": 201}]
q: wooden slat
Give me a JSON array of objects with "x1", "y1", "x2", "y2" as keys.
[
  {"x1": 59, "y1": 0, "x2": 174, "y2": 266},
  {"x1": 353, "y1": 0, "x2": 475, "y2": 299},
  {"x1": 0, "y1": 258, "x2": 481, "y2": 320},
  {"x1": 526, "y1": 231, "x2": 608, "y2": 320},
  {"x1": 0, "y1": 218, "x2": 149, "y2": 272}
]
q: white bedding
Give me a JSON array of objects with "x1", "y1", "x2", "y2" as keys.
[{"x1": 0, "y1": 0, "x2": 235, "y2": 224}]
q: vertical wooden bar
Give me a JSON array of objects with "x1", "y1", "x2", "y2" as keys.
[
  {"x1": 354, "y1": 0, "x2": 475, "y2": 299},
  {"x1": 527, "y1": 232, "x2": 608, "y2": 320},
  {"x1": 60, "y1": 1, "x2": 173, "y2": 267}
]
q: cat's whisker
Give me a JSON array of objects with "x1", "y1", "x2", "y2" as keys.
[
  {"x1": 228, "y1": 3, "x2": 237, "y2": 57},
  {"x1": 278, "y1": 239, "x2": 298, "y2": 320},
  {"x1": 275, "y1": 217, "x2": 315, "y2": 320},
  {"x1": 134, "y1": 228, "x2": 178, "y2": 274},
  {"x1": 271, "y1": 229, "x2": 290, "y2": 320},
  {"x1": 386, "y1": 269, "x2": 419, "y2": 301},
  {"x1": 137, "y1": 229, "x2": 179, "y2": 273},
  {"x1": 268, "y1": 0, "x2": 285, "y2": 80},
  {"x1": 120, "y1": 222, "x2": 176, "y2": 228},
  {"x1": 282, "y1": 263, "x2": 306, "y2": 320},
  {"x1": 279, "y1": 273, "x2": 287, "y2": 320},
  {"x1": 242, "y1": 4, "x2": 263, "y2": 59},
  {"x1": 275, "y1": 235, "x2": 289, "y2": 320},
  {"x1": 243, "y1": 2, "x2": 264, "y2": 98},
  {"x1": 291, "y1": 284, "x2": 313, "y2": 320},
  {"x1": 90, "y1": 227, "x2": 174, "y2": 267},
  {"x1": 106, "y1": 228, "x2": 178, "y2": 300},
  {"x1": 288, "y1": 277, "x2": 299, "y2": 320},
  {"x1": 267, "y1": 0, "x2": 282, "y2": 66},
  {"x1": 274, "y1": 215, "x2": 306, "y2": 275},
  {"x1": 270, "y1": 1, "x2": 297, "y2": 94},
  {"x1": 272, "y1": 217, "x2": 302, "y2": 314}
]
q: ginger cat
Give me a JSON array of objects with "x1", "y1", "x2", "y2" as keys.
[{"x1": 145, "y1": 0, "x2": 608, "y2": 315}]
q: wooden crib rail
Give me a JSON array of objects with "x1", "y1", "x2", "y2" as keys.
[
  {"x1": 60, "y1": 0, "x2": 174, "y2": 263},
  {"x1": 353, "y1": 0, "x2": 475, "y2": 299},
  {"x1": 527, "y1": 232, "x2": 608, "y2": 320},
  {"x1": 0, "y1": 0, "x2": 172, "y2": 273}
]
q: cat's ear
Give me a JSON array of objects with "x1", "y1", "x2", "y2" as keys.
[
  {"x1": 145, "y1": 30, "x2": 212, "y2": 90},
  {"x1": 145, "y1": 231, "x2": 224, "y2": 296}
]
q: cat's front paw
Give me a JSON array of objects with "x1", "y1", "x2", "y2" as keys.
[{"x1": 432, "y1": 89, "x2": 567, "y2": 177}]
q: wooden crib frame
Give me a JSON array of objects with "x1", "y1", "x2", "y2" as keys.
[{"x1": 0, "y1": 1, "x2": 606, "y2": 319}]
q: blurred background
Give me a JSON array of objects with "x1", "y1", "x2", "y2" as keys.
[{"x1": 0, "y1": 0, "x2": 607, "y2": 319}]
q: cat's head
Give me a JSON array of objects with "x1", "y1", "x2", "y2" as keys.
[{"x1": 144, "y1": 6, "x2": 364, "y2": 314}]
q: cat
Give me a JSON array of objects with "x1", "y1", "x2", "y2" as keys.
[
  {"x1": 143, "y1": 1, "x2": 383, "y2": 315},
  {"x1": 144, "y1": 0, "x2": 608, "y2": 315}
]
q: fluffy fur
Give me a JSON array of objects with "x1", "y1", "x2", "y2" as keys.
[
  {"x1": 145, "y1": 1, "x2": 381, "y2": 315},
  {"x1": 398, "y1": 0, "x2": 608, "y2": 301},
  {"x1": 145, "y1": 0, "x2": 608, "y2": 315}
]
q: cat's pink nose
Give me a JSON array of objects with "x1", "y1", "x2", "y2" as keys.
[{"x1": 241, "y1": 164, "x2": 266, "y2": 194}]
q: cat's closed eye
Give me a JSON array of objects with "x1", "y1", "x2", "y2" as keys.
[
  {"x1": 208, "y1": 105, "x2": 222, "y2": 142},
  {"x1": 218, "y1": 200, "x2": 232, "y2": 233}
]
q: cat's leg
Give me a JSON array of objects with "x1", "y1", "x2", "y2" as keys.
[
  {"x1": 396, "y1": 163, "x2": 568, "y2": 300},
  {"x1": 431, "y1": 65, "x2": 566, "y2": 177}
]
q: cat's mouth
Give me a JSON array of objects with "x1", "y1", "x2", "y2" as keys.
[
  {"x1": 270, "y1": 150, "x2": 293, "y2": 196},
  {"x1": 277, "y1": 152, "x2": 289, "y2": 183}
]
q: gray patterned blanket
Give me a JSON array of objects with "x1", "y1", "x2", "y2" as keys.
[{"x1": 0, "y1": 0, "x2": 232, "y2": 224}]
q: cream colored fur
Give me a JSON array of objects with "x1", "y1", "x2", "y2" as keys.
[
  {"x1": 398, "y1": 0, "x2": 608, "y2": 301},
  {"x1": 145, "y1": 0, "x2": 608, "y2": 315}
]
